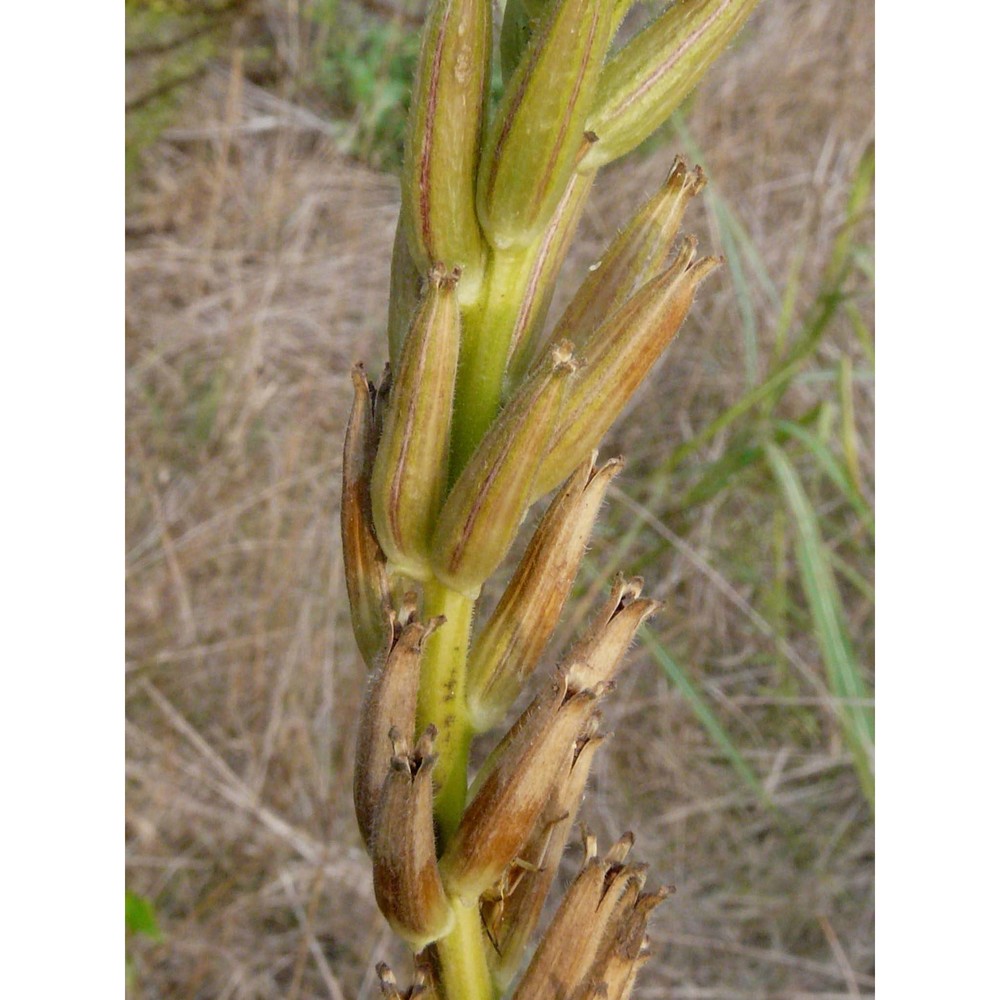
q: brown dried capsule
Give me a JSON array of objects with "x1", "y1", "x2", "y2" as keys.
[
  {"x1": 371, "y1": 728, "x2": 455, "y2": 951},
  {"x1": 341, "y1": 365, "x2": 392, "y2": 669},
  {"x1": 467, "y1": 454, "x2": 622, "y2": 731}
]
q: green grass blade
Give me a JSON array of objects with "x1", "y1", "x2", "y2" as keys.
[
  {"x1": 764, "y1": 443, "x2": 874, "y2": 807},
  {"x1": 641, "y1": 628, "x2": 774, "y2": 811}
]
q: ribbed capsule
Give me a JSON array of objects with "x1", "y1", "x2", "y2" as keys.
[
  {"x1": 583, "y1": 0, "x2": 763, "y2": 170},
  {"x1": 533, "y1": 241, "x2": 722, "y2": 498},
  {"x1": 371, "y1": 729, "x2": 455, "y2": 951},
  {"x1": 564, "y1": 574, "x2": 662, "y2": 690},
  {"x1": 439, "y1": 669, "x2": 598, "y2": 905},
  {"x1": 353, "y1": 611, "x2": 443, "y2": 848},
  {"x1": 431, "y1": 343, "x2": 577, "y2": 597},
  {"x1": 341, "y1": 364, "x2": 392, "y2": 668},
  {"x1": 486, "y1": 717, "x2": 606, "y2": 990},
  {"x1": 371, "y1": 267, "x2": 462, "y2": 581},
  {"x1": 510, "y1": 832, "x2": 649, "y2": 1000},
  {"x1": 466, "y1": 454, "x2": 622, "y2": 732},
  {"x1": 544, "y1": 158, "x2": 707, "y2": 355},
  {"x1": 401, "y1": 0, "x2": 491, "y2": 296},
  {"x1": 477, "y1": 0, "x2": 614, "y2": 249}
]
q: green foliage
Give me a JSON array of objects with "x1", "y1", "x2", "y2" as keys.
[
  {"x1": 126, "y1": 889, "x2": 163, "y2": 940},
  {"x1": 310, "y1": 0, "x2": 421, "y2": 169}
]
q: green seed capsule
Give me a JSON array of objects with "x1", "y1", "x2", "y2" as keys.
[
  {"x1": 401, "y1": 0, "x2": 491, "y2": 295},
  {"x1": 431, "y1": 343, "x2": 576, "y2": 597},
  {"x1": 477, "y1": 0, "x2": 614, "y2": 249},
  {"x1": 533, "y1": 242, "x2": 722, "y2": 498},
  {"x1": 583, "y1": 0, "x2": 762, "y2": 170},
  {"x1": 371, "y1": 268, "x2": 462, "y2": 581}
]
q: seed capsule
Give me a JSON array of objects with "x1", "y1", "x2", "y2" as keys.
[
  {"x1": 564, "y1": 574, "x2": 662, "y2": 690},
  {"x1": 371, "y1": 267, "x2": 462, "y2": 581},
  {"x1": 545, "y1": 158, "x2": 707, "y2": 354},
  {"x1": 487, "y1": 716, "x2": 606, "y2": 989},
  {"x1": 387, "y1": 217, "x2": 423, "y2": 375},
  {"x1": 440, "y1": 670, "x2": 598, "y2": 904},
  {"x1": 467, "y1": 454, "x2": 622, "y2": 732},
  {"x1": 341, "y1": 364, "x2": 392, "y2": 668},
  {"x1": 532, "y1": 241, "x2": 722, "y2": 498},
  {"x1": 477, "y1": 0, "x2": 614, "y2": 249},
  {"x1": 400, "y1": 0, "x2": 491, "y2": 296},
  {"x1": 431, "y1": 343, "x2": 576, "y2": 597},
  {"x1": 353, "y1": 612, "x2": 443, "y2": 848},
  {"x1": 583, "y1": 0, "x2": 762, "y2": 170},
  {"x1": 371, "y1": 728, "x2": 455, "y2": 951}
]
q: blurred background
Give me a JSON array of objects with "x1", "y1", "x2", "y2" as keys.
[{"x1": 125, "y1": 1, "x2": 874, "y2": 996}]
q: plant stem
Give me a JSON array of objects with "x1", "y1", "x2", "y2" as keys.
[
  {"x1": 418, "y1": 576, "x2": 476, "y2": 842},
  {"x1": 435, "y1": 902, "x2": 496, "y2": 1000}
]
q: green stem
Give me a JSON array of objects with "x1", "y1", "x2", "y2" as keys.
[
  {"x1": 418, "y1": 577, "x2": 476, "y2": 842},
  {"x1": 451, "y1": 246, "x2": 533, "y2": 479},
  {"x1": 435, "y1": 902, "x2": 496, "y2": 1000}
]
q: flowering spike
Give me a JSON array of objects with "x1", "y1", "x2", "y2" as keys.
[{"x1": 371, "y1": 267, "x2": 462, "y2": 581}]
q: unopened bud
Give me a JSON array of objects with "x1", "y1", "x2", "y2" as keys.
[
  {"x1": 342, "y1": 365, "x2": 392, "y2": 668},
  {"x1": 533, "y1": 241, "x2": 722, "y2": 497},
  {"x1": 546, "y1": 158, "x2": 707, "y2": 352},
  {"x1": 477, "y1": 0, "x2": 614, "y2": 249},
  {"x1": 431, "y1": 343, "x2": 577, "y2": 597},
  {"x1": 583, "y1": 0, "x2": 762, "y2": 170},
  {"x1": 371, "y1": 728, "x2": 455, "y2": 951},
  {"x1": 353, "y1": 613, "x2": 443, "y2": 847},
  {"x1": 440, "y1": 671, "x2": 598, "y2": 904},
  {"x1": 564, "y1": 574, "x2": 662, "y2": 690},
  {"x1": 401, "y1": 0, "x2": 491, "y2": 296},
  {"x1": 467, "y1": 454, "x2": 622, "y2": 731},
  {"x1": 371, "y1": 268, "x2": 462, "y2": 581}
]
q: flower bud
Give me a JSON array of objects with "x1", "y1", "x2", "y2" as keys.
[
  {"x1": 477, "y1": 0, "x2": 614, "y2": 249},
  {"x1": 341, "y1": 364, "x2": 392, "y2": 668},
  {"x1": 467, "y1": 454, "x2": 622, "y2": 732},
  {"x1": 564, "y1": 574, "x2": 662, "y2": 690},
  {"x1": 487, "y1": 716, "x2": 606, "y2": 989},
  {"x1": 532, "y1": 241, "x2": 722, "y2": 498},
  {"x1": 546, "y1": 158, "x2": 706, "y2": 353},
  {"x1": 583, "y1": 0, "x2": 762, "y2": 170},
  {"x1": 371, "y1": 267, "x2": 462, "y2": 581},
  {"x1": 371, "y1": 728, "x2": 455, "y2": 951},
  {"x1": 387, "y1": 217, "x2": 423, "y2": 374},
  {"x1": 431, "y1": 343, "x2": 577, "y2": 597},
  {"x1": 440, "y1": 670, "x2": 598, "y2": 904},
  {"x1": 401, "y1": 0, "x2": 491, "y2": 296},
  {"x1": 510, "y1": 832, "x2": 650, "y2": 1000},
  {"x1": 353, "y1": 612, "x2": 443, "y2": 848}
]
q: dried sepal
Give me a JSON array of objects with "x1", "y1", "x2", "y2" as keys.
[
  {"x1": 477, "y1": 0, "x2": 613, "y2": 249},
  {"x1": 545, "y1": 158, "x2": 707, "y2": 354},
  {"x1": 583, "y1": 0, "x2": 763, "y2": 170},
  {"x1": 487, "y1": 716, "x2": 606, "y2": 989},
  {"x1": 376, "y1": 960, "x2": 434, "y2": 999},
  {"x1": 431, "y1": 343, "x2": 577, "y2": 597},
  {"x1": 564, "y1": 574, "x2": 662, "y2": 690},
  {"x1": 401, "y1": 0, "x2": 491, "y2": 296},
  {"x1": 353, "y1": 611, "x2": 443, "y2": 848},
  {"x1": 532, "y1": 241, "x2": 722, "y2": 498},
  {"x1": 342, "y1": 364, "x2": 392, "y2": 669},
  {"x1": 371, "y1": 728, "x2": 455, "y2": 951},
  {"x1": 440, "y1": 671, "x2": 598, "y2": 904},
  {"x1": 467, "y1": 454, "x2": 623, "y2": 731},
  {"x1": 371, "y1": 267, "x2": 462, "y2": 581}
]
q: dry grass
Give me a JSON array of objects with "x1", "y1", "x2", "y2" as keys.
[{"x1": 125, "y1": 2, "x2": 874, "y2": 997}]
